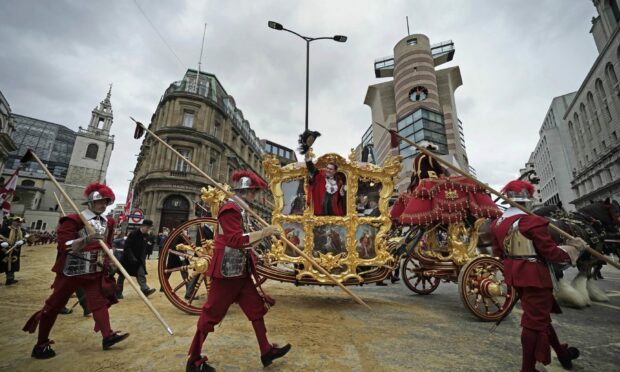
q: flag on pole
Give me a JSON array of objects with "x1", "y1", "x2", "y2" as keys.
[
  {"x1": 120, "y1": 187, "x2": 133, "y2": 222},
  {"x1": 0, "y1": 169, "x2": 19, "y2": 217}
]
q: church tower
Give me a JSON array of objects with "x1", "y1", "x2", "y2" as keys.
[{"x1": 64, "y1": 86, "x2": 115, "y2": 206}]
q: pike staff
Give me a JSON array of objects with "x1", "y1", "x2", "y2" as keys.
[
  {"x1": 131, "y1": 118, "x2": 371, "y2": 310},
  {"x1": 375, "y1": 121, "x2": 620, "y2": 271},
  {"x1": 21, "y1": 149, "x2": 174, "y2": 335}
]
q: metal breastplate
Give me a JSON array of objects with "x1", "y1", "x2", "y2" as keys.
[
  {"x1": 219, "y1": 201, "x2": 249, "y2": 278},
  {"x1": 503, "y1": 220, "x2": 538, "y2": 257},
  {"x1": 63, "y1": 251, "x2": 103, "y2": 276}
]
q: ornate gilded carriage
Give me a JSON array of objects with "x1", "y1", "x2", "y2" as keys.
[
  {"x1": 258, "y1": 152, "x2": 402, "y2": 285},
  {"x1": 157, "y1": 151, "x2": 516, "y2": 321}
]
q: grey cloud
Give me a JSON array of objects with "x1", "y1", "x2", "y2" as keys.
[{"x1": 0, "y1": 0, "x2": 598, "y2": 205}]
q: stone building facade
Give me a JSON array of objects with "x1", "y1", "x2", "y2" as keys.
[
  {"x1": 362, "y1": 34, "x2": 470, "y2": 191},
  {"x1": 261, "y1": 139, "x2": 297, "y2": 166},
  {"x1": 1, "y1": 89, "x2": 113, "y2": 231},
  {"x1": 0, "y1": 91, "x2": 17, "y2": 174},
  {"x1": 565, "y1": 0, "x2": 620, "y2": 209},
  {"x1": 528, "y1": 93, "x2": 578, "y2": 211},
  {"x1": 131, "y1": 69, "x2": 270, "y2": 232},
  {"x1": 64, "y1": 86, "x2": 115, "y2": 207}
]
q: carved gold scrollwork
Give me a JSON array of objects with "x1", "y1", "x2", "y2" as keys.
[
  {"x1": 200, "y1": 185, "x2": 231, "y2": 216},
  {"x1": 263, "y1": 151, "x2": 402, "y2": 284},
  {"x1": 415, "y1": 218, "x2": 486, "y2": 266}
]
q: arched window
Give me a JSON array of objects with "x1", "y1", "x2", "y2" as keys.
[
  {"x1": 85, "y1": 143, "x2": 99, "y2": 159},
  {"x1": 606, "y1": 63, "x2": 618, "y2": 86},
  {"x1": 21, "y1": 179, "x2": 35, "y2": 187},
  {"x1": 162, "y1": 195, "x2": 189, "y2": 210},
  {"x1": 595, "y1": 79, "x2": 612, "y2": 122},
  {"x1": 587, "y1": 92, "x2": 602, "y2": 132},
  {"x1": 579, "y1": 103, "x2": 592, "y2": 138},
  {"x1": 573, "y1": 113, "x2": 585, "y2": 148}
]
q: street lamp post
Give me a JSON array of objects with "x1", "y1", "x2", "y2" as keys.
[{"x1": 268, "y1": 21, "x2": 347, "y2": 131}]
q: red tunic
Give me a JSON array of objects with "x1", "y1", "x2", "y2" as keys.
[
  {"x1": 490, "y1": 213, "x2": 570, "y2": 289},
  {"x1": 307, "y1": 170, "x2": 345, "y2": 216},
  {"x1": 491, "y1": 211, "x2": 573, "y2": 367},
  {"x1": 52, "y1": 214, "x2": 115, "y2": 275},
  {"x1": 208, "y1": 201, "x2": 251, "y2": 278}
]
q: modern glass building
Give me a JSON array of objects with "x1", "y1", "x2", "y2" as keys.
[
  {"x1": 4, "y1": 114, "x2": 76, "y2": 181},
  {"x1": 363, "y1": 33, "x2": 469, "y2": 191}
]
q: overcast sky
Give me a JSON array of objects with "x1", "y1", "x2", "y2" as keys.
[{"x1": 0, "y1": 0, "x2": 598, "y2": 206}]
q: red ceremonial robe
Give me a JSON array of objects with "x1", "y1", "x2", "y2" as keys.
[
  {"x1": 491, "y1": 210, "x2": 572, "y2": 368},
  {"x1": 307, "y1": 170, "x2": 345, "y2": 216}
]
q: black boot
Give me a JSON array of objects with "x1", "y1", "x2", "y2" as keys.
[
  {"x1": 142, "y1": 288, "x2": 156, "y2": 297},
  {"x1": 558, "y1": 346, "x2": 580, "y2": 370},
  {"x1": 102, "y1": 331, "x2": 130, "y2": 350},
  {"x1": 59, "y1": 307, "x2": 73, "y2": 315},
  {"x1": 261, "y1": 343, "x2": 291, "y2": 367},
  {"x1": 31, "y1": 340, "x2": 56, "y2": 359},
  {"x1": 6, "y1": 278, "x2": 18, "y2": 285},
  {"x1": 186, "y1": 357, "x2": 216, "y2": 372}
]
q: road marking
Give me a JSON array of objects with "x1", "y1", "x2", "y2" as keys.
[
  {"x1": 591, "y1": 302, "x2": 620, "y2": 310},
  {"x1": 606, "y1": 290, "x2": 620, "y2": 297}
]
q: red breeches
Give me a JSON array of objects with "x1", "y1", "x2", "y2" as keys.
[
  {"x1": 197, "y1": 276, "x2": 267, "y2": 333},
  {"x1": 518, "y1": 287, "x2": 555, "y2": 331},
  {"x1": 46, "y1": 273, "x2": 111, "y2": 312},
  {"x1": 517, "y1": 287, "x2": 568, "y2": 370}
]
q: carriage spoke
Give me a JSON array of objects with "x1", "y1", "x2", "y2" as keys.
[
  {"x1": 173, "y1": 278, "x2": 190, "y2": 293},
  {"x1": 164, "y1": 265, "x2": 190, "y2": 274},
  {"x1": 181, "y1": 233, "x2": 194, "y2": 246},
  {"x1": 187, "y1": 274, "x2": 205, "y2": 305},
  {"x1": 197, "y1": 225, "x2": 205, "y2": 244},
  {"x1": 169, "y1": 250, "x2": 193, "y2": 259}
]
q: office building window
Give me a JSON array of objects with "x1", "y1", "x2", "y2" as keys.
[
  {"x1": 407, "y1": 38, "x2": 418, "y2": 46},
  {"x1": 182, "y1": 111, "x2": 194, "y2": 128},
  {"x1": 175, "y1": 148, "x2": 191, "y2": 172}
]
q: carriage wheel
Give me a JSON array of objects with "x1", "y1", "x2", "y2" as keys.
[
  {"x1": 158, "y1": 217, "x2": 218, "y2": 315},
  {"x1": 401, "y1": 254, "x2": 440, "y2": 295},
  {"x1": 458, "y1": 256, "x2": 516, "y2": 322}
]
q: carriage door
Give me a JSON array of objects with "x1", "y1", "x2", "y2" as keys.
[{"x1": 160, "y1": 195, "x2": 190, "y2": 231}]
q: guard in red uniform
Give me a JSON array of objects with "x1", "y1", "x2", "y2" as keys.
[
  {"x1": 22, "y1": 183, "x2": 128, "y2": 359},
  {"x1": 491, "y1": 180, "x2": 587, "y2": 371},
  {"x1": 187, "y1": 170, "x2": 291, "y2": 372}
]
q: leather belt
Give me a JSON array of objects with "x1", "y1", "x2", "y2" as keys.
[{"x1": 507, "y1": 255, "x2": 542, "y2": 263}]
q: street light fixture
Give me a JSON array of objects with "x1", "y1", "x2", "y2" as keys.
[{"x1": 267, "y1": 20, "x2": 347, "y2": 131}]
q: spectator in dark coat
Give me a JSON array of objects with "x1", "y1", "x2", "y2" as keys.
[{"x1": 117, "y1": 220, "x2": 155, "y2": 298}]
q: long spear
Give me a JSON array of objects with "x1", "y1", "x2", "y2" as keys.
[
  {"x1": 131, "y1": 118, "x2": 371, "y2": 310},
  {"x1": 53, "y1": 191, "x2": 82, "y2": 311},
  {"x1": 22, "y1": 149, "x2": 175, "y2": 334},
  {"x1": 375, "y1": 121, "x2": 620, "y2": 271}
]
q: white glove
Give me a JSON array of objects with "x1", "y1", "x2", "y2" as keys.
[
  {"x1": 1, "y1": 242, "x2": 8, "y2": 249},
  {"x1": 559, "y1": 245, "x2": 581, "y2": 266},
  {"x1": 261, "y1": 225, "x2": 281, "y2": 238},
  {"x1": 15, "y1": 240, "x2": 24, "y2": 246},
  {"x1": 566, "y1": 237, "x2": 589, "y2": 252}
]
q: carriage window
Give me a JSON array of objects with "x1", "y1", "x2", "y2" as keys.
[
  {"x1": 282, "y1": 222, "x2": 304, "y2": 257},
  {"x1": 313, "y1": 224, "x2": 347, "y2": 257},
  {"x1": 356, "y1": 180, "x2": 383, "y2": 216},
  {"x1": 355, "y1": 224, "x2": 378, "y2": 259},
  {"x1": 281, "y1": 179, "x2": 306, "y2": 215}
]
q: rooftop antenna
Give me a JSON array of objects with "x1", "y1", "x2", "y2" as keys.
[
  {"x1": 195, "y1": 22, "x2": 207, "y2": 91},
  {"x1": 406, "y1": 16, "x2": 411, "y2": 35}
]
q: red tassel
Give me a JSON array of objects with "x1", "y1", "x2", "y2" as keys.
[{"x1": 23, "y1": 309, "x2": 43, "y2": 333}]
